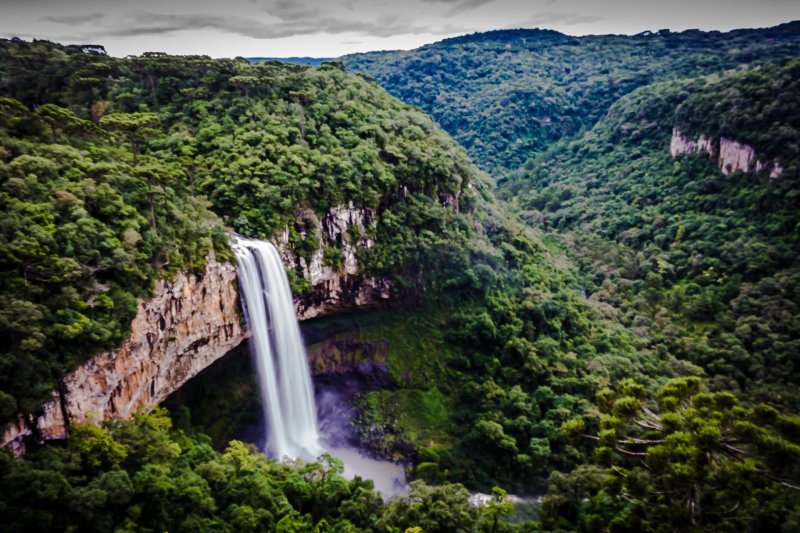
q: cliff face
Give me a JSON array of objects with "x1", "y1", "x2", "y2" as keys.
[
  {"x1": 306, "y1": 329, "x2": 389, "y2": 378},
  {"x1": 670, "y1": 127, "x2": 783, "y2": 178},
  {"x1": 3, "y1": 204, "x2": 395, "y2": 454},
  {"x1": 278, "y1": 203, "x2": 392, "y2": 320},
  {"x1": 2, "y1": 255, "x2": 247, "y2": 455}
]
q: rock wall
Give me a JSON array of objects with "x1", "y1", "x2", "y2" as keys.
[
  {"x1": 277, "y1": 202, "x2": 392, "y2": 320},
  {"x1": 306, "y1": 329, "x2": 389, "y2": 378},
  {"x1": 670, "y1": 127, "x2": 783, "y2": 178},
  {"x1": 2, "y1": 204, "x2": 395, "y2": 455},
  {"x1": 2, "y1": 254, "x2": 247, "y2": 455}
]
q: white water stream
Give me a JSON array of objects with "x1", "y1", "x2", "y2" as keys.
[
  {"x1": 234, "y1": 237, "x2": 321, "y2": 459},
  {"x1": 234, "y1": 236, "x2": 406, "y2": 496}
]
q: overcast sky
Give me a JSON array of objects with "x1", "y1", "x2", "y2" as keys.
[{"x1": 2, "y1": 0, "x2": 799, "y2": 58}]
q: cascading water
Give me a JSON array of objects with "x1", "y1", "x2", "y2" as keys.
[{"x1": 233, "y1": 236, "x2": 321, "y2": 459}]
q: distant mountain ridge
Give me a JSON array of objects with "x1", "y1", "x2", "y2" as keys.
[
  {"x1": 247, "y1": 56, "x2": 333, "y2": 67},
  {"x1": 342, "y1": 21, "x2": 800, "y2": 176}
]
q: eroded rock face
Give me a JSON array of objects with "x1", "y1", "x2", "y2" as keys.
[
  {"x1": 2, "y1": 254, "x2": 247, "y2": 455},
  {"x1": 277, "y1": 203, "x2": 392, "y2": 320},
  {"x1": 3, "y1": 204, "x2": 396, "y2": 455},
  {"x1": 670, "y1": 127, "x2": 783, "y2": 178},
  {"x1": 306, "y1": 329, "x2": 389, "y2": 378},
  {"x1": 670, "y1": 128, "x2": 714, "y2": 158}
]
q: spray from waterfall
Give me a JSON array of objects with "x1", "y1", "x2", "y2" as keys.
[{"x1": 233, "y1": 236, "x2": 321, "y2": 459}]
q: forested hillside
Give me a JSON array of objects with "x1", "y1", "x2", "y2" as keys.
[
  {"x1": 342, "y1": 24, "x2": 800, "y2": 530},
  {"x1": 495, "y1": 59, "x2": 800, "y2": 530},
  {"x1": 343, "y1": 22, "x2": 800, "y2": 177},
  {"x1": 0, "y1": 38, "x2": 663, "y2": 530},
  {"x1": 502, "y1": 59, "x2": 800, "y2": 408},
  {"x1": 2, "y1": 26, "x2": 800, "y2": 532},
  {"x1": 0, "y1": 38, "x2": 484, "y2": 422}
]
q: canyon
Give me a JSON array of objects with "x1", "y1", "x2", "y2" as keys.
[{"x1": 2, "y1": 206, "x2": 393, "y2": 455}]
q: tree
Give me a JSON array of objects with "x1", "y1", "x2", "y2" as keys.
[
  {"x1": 34, "y1": 103, "x2": 98, "y2": 142},
  {"x1": 553, "y1": 377, "x2": 800, "y2": 531},
  {"x1": 100, "y1": 112, "x2": 161, "y2": 165}
]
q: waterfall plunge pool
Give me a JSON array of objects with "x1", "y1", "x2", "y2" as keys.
[{"x1": 233, "y1": 236, "x2": 407, "y2": 498}]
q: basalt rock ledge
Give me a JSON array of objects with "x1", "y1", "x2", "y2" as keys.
[
  {"x1": 3, "y1": 221, "x2": 392, "y2": 455},
  {"x1": 2, "y1": 254, "x2": 246, "y2": 455}
]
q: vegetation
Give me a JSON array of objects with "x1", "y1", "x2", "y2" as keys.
[
  {"x1": 344, "y1": 23, "x2": 800, "y2": 177},
  {"x1": 0, "y1": 96, "x2": 227, "y2": 420},
  {"x1": 488, "y1": 58, "x2": 800, "y2": 529},
  {"x1": 0, "y1": 409, "x2": 535, "y2": 532},
  {"x1": 0, "y1": 37, "x2": 483, "y2": 422},
  {"x1": 3, "y1": 23, "x2": 800, "y2": 532},
  {"x1": 502, "y1": 60, "x2": 800, "y2": 408},
  {"x1": 543, "y1": 377, "x2": 800, "y2": 531}
]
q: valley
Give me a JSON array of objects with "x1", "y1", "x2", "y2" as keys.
[{"x1": 0, "y1": 20, "x2": 799, "y2": 532}]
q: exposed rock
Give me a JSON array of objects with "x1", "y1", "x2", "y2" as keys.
[
  {"x1": 3, "y1": 204, "x2": 397, "y2": 455},
  {"x1": 670, "y1": 127, "x2": 783, "y2": 178},
  {"x1": 277, "y1": 203, "x2": 392, "y2": 320},
  {"x1": 306, "y1": 329, "x2": 389, "y2": 378},
  {"x1": 770, "y1": 162, "x2": 784, "y2": 179},
  {"x1": 670, "y1": 128, "x2": 713, "y2": 158},
  {"x1": 2, "y1": 254, "x2": 246, "y2": 454},
  {"x1": 718, "y1": 137, "x2": 755, "y2": 175}
]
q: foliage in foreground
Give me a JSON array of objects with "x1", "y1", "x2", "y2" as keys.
[
  {"x1": 543, "y1": 377, "x2": 800, "y2": 532},
  {"x1": 0, "y1": 409, "x2": 533, "y2": 532}
]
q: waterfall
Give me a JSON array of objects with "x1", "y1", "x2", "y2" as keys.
[{"x1": 233, "y1": 236, "x2": 321, "y2": 459}]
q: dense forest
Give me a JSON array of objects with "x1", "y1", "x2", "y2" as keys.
[
  {"x1": 1, "y1": 19, "x2": 800, "y2": 533},
  {"x1": 343, "y1": 22, "x2": 800, "y2": 177}
]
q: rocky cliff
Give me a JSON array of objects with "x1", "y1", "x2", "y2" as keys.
[
  {"x1": 2, "y1": 254, "x2": 246, "y2": 455},
  {"x1": 279, "y1": 203, "x2": 391, "y2": 320},
  {"x1": 670, "y1": 127, "x2": 783, "y2": 178},
  {"x1": 306, "y1": 329, "x2": 389, "y2": 378},
  {"x1": 2, "y1": 204, "x2": 395, "y2": 454}
]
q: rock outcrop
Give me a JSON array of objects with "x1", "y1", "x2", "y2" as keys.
[
  {"x1": 670, "y1": 127, "x2": 783, "y2": 178},
  {"x1": 277, "y1": 203, "x2": 392, "y2": 320},
  {"x1": 306, "y1": 329, "x2": 389, "y2": 378},
  {"x1": 3, "y1": 204, "x2": 395, "y2": 455},
  {"x1": 2, "y1": 254, "x2": 246, "y2": 455}
]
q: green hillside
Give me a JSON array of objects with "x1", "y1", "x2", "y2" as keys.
[
  {"x1": 0, "y1": 37, "x2": 658, "y2": 520},
  {"x1": 496, "y1": 61, "x2": 800, "y2": 529},
  {"x1": 0, "y1": 38, "x2": 485, "y2": 420},
  {"x1": 501, "y1": 60, "x2": 800, "y2": 408},
  {"x1": 343, "y1": 23, "x2": 800, "y2": 177},
  {"x1": 2, "y1": 28, "x2": 800, "y2": 532}
]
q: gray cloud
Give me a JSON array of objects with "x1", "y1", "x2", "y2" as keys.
[
  {"x1": 443, "y1": 0, "x2": 497, "y2": 16},
  {"x1": 57, "y1": 10, "x2": 474, "y2": 41},
  {"x1": 41, "y1": 13, "x2": 106, "y2": 24},
  {"x1": 4, "y1": 0, "x2": 800, "y2": 58},
  {"x1": 417, "y1": 0, "x2": 498, "y2": 17},
  {"x1": 514, "y1": 11, "x2": 605, "y2": 27}
]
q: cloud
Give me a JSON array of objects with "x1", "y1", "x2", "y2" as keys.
[
  {"x1": 57, "y1": 10, "x2": 474, "y2": 41},
  {"x1": 443, "y1": 0, "x2": 497, "y2": 16},
  {"x1": 419, "y1": 0, "x2": 497, "y2": 16},
  {"x1": 514, "y1": 12, "x2": 605, "y2": 27},
  {"x1": 41, "y1": 13, "x2": 107, "y2": 25}
]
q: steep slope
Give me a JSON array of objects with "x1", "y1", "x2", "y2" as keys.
[
  {"x1": 0, "y1": 39, "x2": 661, "y2": 495},
  {"x1": 501, "y1": 59, "x2": 800, "y2": 407},
  {"x1": 343, "y1": 22, "x2": 800, "y2": 177},
  {"x1": 0, "y1": 38, "x2": 481, "y2": 427}
]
